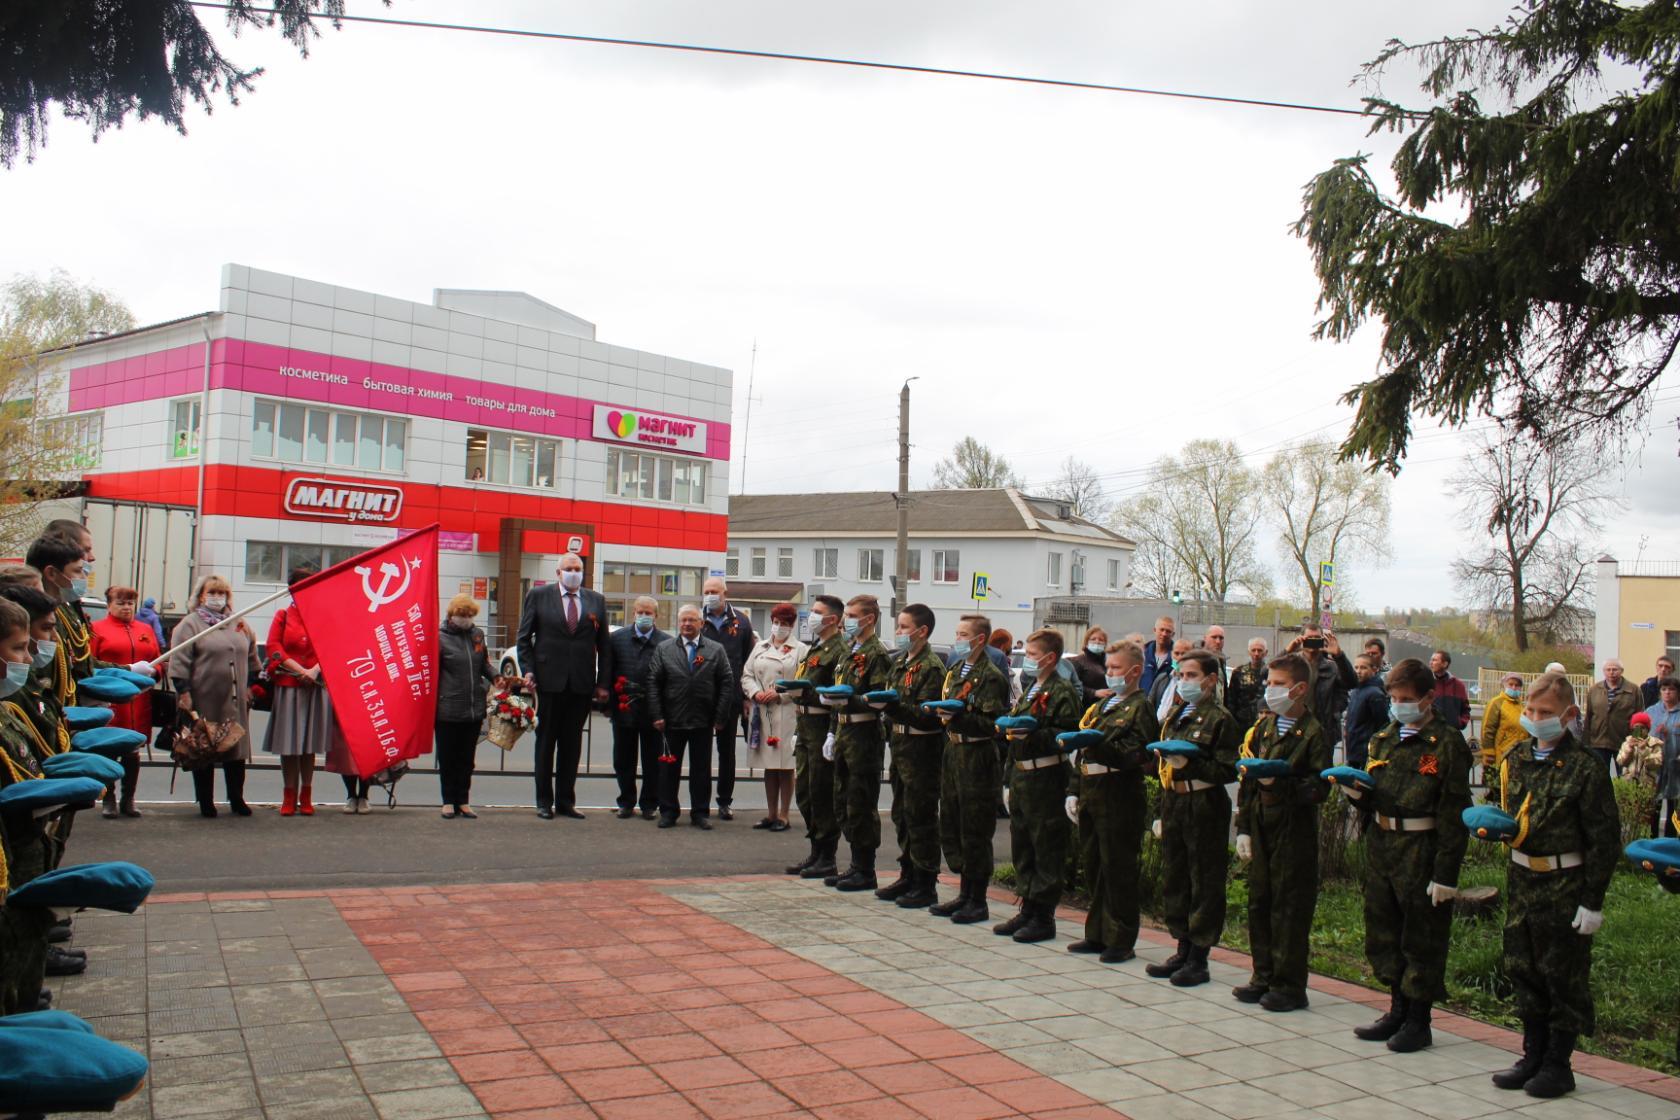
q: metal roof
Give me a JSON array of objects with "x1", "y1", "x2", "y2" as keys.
[{"x1": 728, "y1": 488, "x2": 1133, "y2": 545}]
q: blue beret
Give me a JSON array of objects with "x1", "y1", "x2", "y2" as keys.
[
  {"x1": 41, "y1": 753, "x2": 124, "y2": 785},
  {"x1": 1056, "y1": 730, "x2": 1104, "y2": 751},
  {"x1": 0, "y1": 776, "x2": 105, "y2": 815},
  {"x1": 71, "y1": 726, "x2": 147, "y2": 757},
  {"x1": 7, "y1": 861, "x2": 155, "y2": 913},
  {"x1": 75, "y1": 676, "x2": 140, "y2": 703},
  {"x1": 94, "y1": 667, "x2": 156, "y2": 691},
  {"x1": 1151, "y1": 739, "x2": 1203, "y2": 758},
  {"x1": 1463, "y1": 805, "x2": 1520, "y2": 843},
  {"x1": 815, "y1": 685, "x2": 854, "y2": 698},
  {"x1": 0, "y1": 1010, "x2": 96, "y2": 1034},
  {"x1": 1626, "y1": 838, "x2": 1680, "y2": 879},
  {"x1": 774, "y1": 679, "x2": 813, "y2": 691},
  {"x1": 1322, "y1": 766, "x2": 1376, "y2": 790},
  {"x1": 995, "y1": 715, "x2": 1039, "y2": 732},
  {"x1": 1237, "y1": 757, "x2": 1294, "y2": 780},
  {"x1": 0, "y1": 1024, "x2": 148, "y2": 1111},
  {"x1": 63, "y1": 706, "x2": 115, "y2": 731},
  {"x1": 864, "y1": 690, "x2": 900, "y2": 704},
  {"x1": 922, "y1": 699, "x2": 965, "y2": 713}
]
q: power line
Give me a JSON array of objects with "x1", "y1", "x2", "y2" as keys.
[{"x1": 193, "y1": 3, "x2": 1393, "y2": 120}]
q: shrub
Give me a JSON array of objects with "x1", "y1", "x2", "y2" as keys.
[{"x1": 1613, "y1": 777, "x2": 1657, "y2": 847}]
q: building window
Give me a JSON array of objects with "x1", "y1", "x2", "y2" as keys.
[
  {"x1": 465, "y1": 428, "x2": 559, "y2": 489},
  {"x1": 777, "y1": 547, "x2": 794, "y2": 578},
  {"x1": 169, "y1": 399, "x2": 201, "y2": 459},
  {"x1": 252, "y1": 400, "x2": 404, "y2": 473},
  {"x1": 604, "y1": 448, "x2": 708, "y2": 506},
  {"x1": 1667, "y1": 631, "x2": 1680, "y2": 662},
  {"x1": 813, "y1": 548, "x2": 838, "y2": 580},
  {"x1": 1047, "y1": 551, "x2": 1063, "y2": 588},
  {"x1": 245, "y1": 540, "x2": 360, "y2": 584},
  {"x1": 725, "y1": 547, "x2": 739, "y2": 577},
  {"x1": 931, "y1": 549, "x2": 960, "y2": 584},
  {"x1": 902, "y1": 549, "x2": 921, "y2": 583},
  {"x1": 750, "y1": 547, "x2": 767, "y2": 577},
  {"x1": 1070, "y1": 553, "x2": 1085, "y2": 593},
  {"x1": 857, "y1": 548, "x2": 884, "y2": 582},
  {"x1": 1107, "y1": 558, "x2": 1121, "y2": 591},
  {"x1": 599, "y1": 562, "x2": 705, "y2": 630},
  {"x1": 43, "y1": 413, "x2": 102, "y2": 470}
]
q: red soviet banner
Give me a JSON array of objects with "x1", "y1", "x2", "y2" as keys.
[{"x1": 288, "y1": 525, "x2": 439, "y2": 778}]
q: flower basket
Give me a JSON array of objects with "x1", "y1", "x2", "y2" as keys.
[{"x1": 486, "y1": 688, "x2": 536, "y2": 752}]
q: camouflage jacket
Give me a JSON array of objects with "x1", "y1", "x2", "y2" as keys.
[
  {"x1": 1004, "y1": 674, "x2": 1081, "y2": 764},
  {"x1": 1158, "y1": 699, "x2": 1240, "y2": 787},
  {"x1": 942, "y1": 655, "x2": 1011, "y2": 741},
  {"x1": 1234, "y1": 709, "x2": 1330, "y2": 834},
  {"x1": 1500, "y1": 731, "x2": 1620, "y2": 909},
  {"x1": 1069, "y1": 688, "x2": 1159, "y2": 795},
  {"x1": 793, "y1": 633, "x2": 850, "y2": 729},
  {"x1": 1363, "y1": 713, "x2": 1473, "y2": 883},
  {"x1": 832, "y1": 634, "x2": 893, "y2": 740},
  {"x1": 1227, "y1": 660, "x2": 1268, "y2": 728},
  {"x1": 885, "y1": 644, "x2": 949, "y2": 739}
]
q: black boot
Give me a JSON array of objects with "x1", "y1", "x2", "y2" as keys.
[
  {"x1": 823, "y1": 840, "x2": 851, "y2": 888},
  {"x1": 1491, "y1": 1018, "x2": 1547, "y2": 1090},
  {"x1": 1386, "y1": 999, "x2": 1432, "y2": 1053},
  {"x1": 836, "y1": 847, "x2": 878, "y2": 892},
  {"x1": 1146, "y1": 939, "x2": 1191, "y2": 978},
  {"x1": 950, "y1": 876, "x2": 990, "y2": 924},
  {"x1": 801, "y1": 839, "x2": 838, "y2": 880},
  {"x1": 1354, "y1": 988, "x2": 1407, "y2": 1041},
  {"x1": 46, "y1": 919, "x2": 71, "y2": 944},
  {"x1": 1170, "y1": 943, "x2": 1211, "y2": 987},
  {"x1": 786, "y1": 841, "x2": 817, "y2": 876},
  {"x1": 1522, "y1": 1030, "x2": 1577, "y2": 1098},
  {"x1": 44, "y1": 946, "x2": 87, "y2": 976},
  {"x1": 1012, "y1": 903, "x2": 1057, "y2": 944},
  {"x1": 897, "y1": 867, "x2": 938, "y2": 909},
  {"x1": 226, "y1": 761, "x2": 251, "y2": 816},
  {"x1": 928, "y1": 873, "x2": 965, "y2": 917},
  {"x1": 875, "y1": 858, "x2": 912, "y2": 901},
  {"x1": 992, "y1": 902, "x2": 1030, "y2": 937}
]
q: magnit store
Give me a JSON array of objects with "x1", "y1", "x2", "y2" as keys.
[{"x1": 46, "y1": 264, "x2": 733, "y2": 643}]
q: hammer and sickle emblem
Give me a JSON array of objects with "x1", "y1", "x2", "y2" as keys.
[{"x1": 355, "y1": 560, "x2": 412, "y2": 612}]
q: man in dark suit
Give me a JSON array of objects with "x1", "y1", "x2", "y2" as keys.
[
  {"x1": 606, "y1": 595, "x2": 671, "y2": 820},
  {"x1": 517, "y1": 553, "x2": 611, "y2": 819},
  {"x1": 647, "y1": 604, "x2": 733, "y2": 830},
  {"x1": 701, "y1": 576, "x2": 755, "y2": 821}
]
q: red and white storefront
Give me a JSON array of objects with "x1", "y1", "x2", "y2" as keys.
[{"x1": 50, "y1": 265, "x2": 733, "y2": 640}]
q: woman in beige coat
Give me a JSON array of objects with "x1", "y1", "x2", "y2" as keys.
[
  {"x1": 169, "y1": 574, "x2": 262, "y2": 818},
  {"x1": 741, "y1": 602, "x2": 806, "y2": 832}
]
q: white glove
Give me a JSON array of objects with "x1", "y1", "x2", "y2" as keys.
[
  {"x1": 1425, "y1": 881, "x2": 1457, "y2": 907},
  {"x1": 1064, "y1": 796, "x2": 1079, "y2": 824},
  {"x1": 1161, "y1": 753, "x2": 1188, "y2": 770},
  {"x1": 1341, "y1": 785, "x2": 1364, "y2": 801},
  {"x1": 1151, "y1": 819, "x2": 1162, "y2": 841},
  {"x1": 821, "y1": 733, "x2": 836, "y2": 762},
  {"x1": 1572, "y1": 905, "x2": 1603, "y2": 936},
  {"x1": 1235, "y1": 834, "x2": 1253, "y2": 863},
  {"x1": 129, "y1": 661, "x2": 157, "y2": 676},
  {"x1": 1002, "y1": 787, "x2": 1011, "y2": 813},
  {"x1": 819, "y1": 694, "x2": 846, "y2": 708}
]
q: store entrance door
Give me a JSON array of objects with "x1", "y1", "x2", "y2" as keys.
[{"x1": 494, "y1": 518, "x2": 597, "y2": 638}]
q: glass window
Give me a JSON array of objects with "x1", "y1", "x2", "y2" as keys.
[
  {"x1": 750, "y1": 547, "x2": 766, "y2": 577},
  {"x1": 536, "y1": 441, "x2": 556, "y2": 488},
  {"x1": 657, "y1": 458, "x2": 674, "y2": 501},
  {"x1": 276, "y1": 403, "x2": 304, "y2": 461},
  {"x1": 1107, "y1": 558, "x2": 1121, "y2": 590},
  {"x1": 305, "y1": 408, "x2": 330, "y2": 463},
  {"x1": 332, "y1": 412, "x2": 357, "y2": 466},
  {"x1": 1667, "y1": 631, "x2": 1680, "y2": 662},
  {"x1": 932, "y1": 550, "x2": 960, "y2": 584},
  {"x1": 357, "y1": 415, "x2": 381, "y2": 468},
  {"x1": 903, "y1": 549, "x2": 921, "y2": 583},
  {"x1": 245, "y1": 541, "x2": 283, "y2": 583},
  {"x1": 813, "y1": 549, "x2": 838, "y2": 580},
  {"x1": 605, "y1": 448, "x2": 620, "y2": 494},
  {"x1": 325, "y1": 545, "x2": 359, "y2": 568},
  {"x1": 777, "y1": 547, "x2": 793, "y2": 578},
  {"x1": 679, "y1": 568, "x2": 702, "y2": 596},
  {"x1": 45, "y1": 413, "x2": 103, "y2": 469},
  {"x1": 1047, "y1": 552, "x2": 1062, "y2": 587},
  {"x1": 251, "y1": 400, "x2": 275, "y2": 458},
  {"x1": 1070, "y1": 553, "x2": 1085, "y2": 592},
  {"x1": 510, "y1": 435, "x2": 534, "y2": 487},
  {"x1": 857, "y1": 549, "x2": 884, "y2": 582},
  {"x1": 602, "y1": 563, "x2": 628, "y2": 593},
  {"x1": 691, "y1": 462, "x2": 706, "y2": 504},
  {"x1": 383, "y1": 420, "x2": 405, "y2": 472},
  {"x1": 170, "y1": 399, "x2": 201, "y2": 459},
  {"x1": 287, "y1": 544, "x2": 325, "y2": 574},
  {"x1": 726, "y1": 547, "x2": 739, "y2": 577},
  {"x1": 488, "y1": 432, "x2": 510, "y2": 483}
]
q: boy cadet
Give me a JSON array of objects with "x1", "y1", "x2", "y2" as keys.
[
  {"x1": 1147, "y1": 649, "x2": 1239, "y2": 987},
  {"x1": 1065, "y1": 640, "x2": 1158, "y2": 963},
  {"x1": 785, "y1": 595, "x2": 849, "y2": 880},
  {"x1": 876, "y1": 604, "x2": 947, "y2": 908},
  {"x1": 931, "y1": 614, "x2": 1011, "y2": 924},
  {"x1": 1344, "y1": 657, "x2": 1471, "y2": 1052},
  {"x1": 0, "y1": 598, "x2": 57, "y2": 1014},
  {"x1": 1232, "y1": 654, "x2": 1330, "y2": 1012},
  {"x1": 824, "y1": 595, "x2": 893, "y2": 891},
  {"x1": 993, "y1": 629, "x2": 1082, "y2": 944},
  {"x1": 1487, "y1": 672, "x2": 1617, "y2": 1099}
]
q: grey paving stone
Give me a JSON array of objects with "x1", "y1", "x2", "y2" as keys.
[
  {"x1": 268, "y1": 1098, "x2": 381, "y2": 1120},
  {"x1": 257, "y1": 1066, "x2": 367, "y2": 1105},
  {"x1": 370, "y1": 1084, "x2": 487, "y2": 1119},
  {"x1": 150, "y1": 1029, "x2": 250, "y2": 1059},
  {"x1": 332, "y1": 1011, "x2": 427, "y2": 1042},
  {"x1": 149, "y1": 1005, "x2": 241, "y2": 1034},
  {"x1": 344, "y1": 1033, "x2": 444, "y2": 1064},
  {"x1": 1058, "y1": 1066, "x2": 1171, "y2": 1103},
  {"x1": 1183, "y1": 1081, "x2": 1302, "y2": 1119},
  {"x1": 149, "y1": 1051, "x2": 254, "y2": 1088},
  {"x1": 151, "y1": 1077, "x2": 262, "y2": 1118},
  {"x1": 246, "y1": 1042, "x2": 353, "y2": 1077},
  {"x1": 355, "y1": 1058, "x2": 465, "y2": 1094}
]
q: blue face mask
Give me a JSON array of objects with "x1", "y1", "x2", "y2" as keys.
[
  {"x1": 68, "y1": 577, "x2": 88, "y2": 603},
  {"x1": 1521, "y1": 714, "x2": 1566, "y2": 743},
  {"x1": 1504, "y1": 687, "x2": 1521, "y2": 700},
  {"x1": 893, "y1": 634, "x2": 912, "y2": 653},
  {"x1": 950, "y1": 639, "x2": 972, "y2": 660},
  {"x1": 1105, "y1": 674, "x2": 1130, "y2": 693},
  {"x1": 1390, "y1": 700, "x2": 1423, "y2": 725},
  {"x1": 842, "y1": 616, "x2": 860, "y2": 638},
  {"x1": 1177, "y1": 679, "x2": 1204, "y2": 705},
  {"x1": 0, "y1": 660, "x2": 29, "y2": 699},
  {"x1": 634, "y1": 615, "x2": 654, "y2": 634},
  {"x1": 1087, "y1": 644, "x2": 1105, "y2": 657}
]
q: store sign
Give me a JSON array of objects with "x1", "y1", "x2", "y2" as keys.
[
  {"x1": 592, "y1": 404, "x2": 708, "y2": 454},
  {"x1": 283, "y1": 477, "x2": 404, "y2": 524}
]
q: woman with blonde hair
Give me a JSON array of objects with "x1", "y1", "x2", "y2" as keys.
[
  {"x1": 741, "y1": 602, "x2": 806, "y2": 831},
  {"x1": 436, "y1": 594, "x2": 497, "y2": 818},
  {"x1": 169, "y1": 575, "x2": 261, "y2": 817}
]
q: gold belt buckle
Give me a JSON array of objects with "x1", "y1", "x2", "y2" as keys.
[{"x1": 1528, "y1": 854, "x2": 1552, "y2": 873}]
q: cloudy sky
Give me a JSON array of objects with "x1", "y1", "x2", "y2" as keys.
[{"x1": 6, "y1": 0, "x2": 1676, "y2": 610}]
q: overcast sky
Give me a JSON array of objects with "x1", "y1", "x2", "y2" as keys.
[{"x1": 6, "y1": 0, "x2": 1676, "y2": 611}]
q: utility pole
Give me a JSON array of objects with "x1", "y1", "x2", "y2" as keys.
[
  {"x1": 737, "y1": 340, "x2": 761, "y2": 494},
  {"x1": 892, "y1": 377, "x2": 918, "y2": 619}
]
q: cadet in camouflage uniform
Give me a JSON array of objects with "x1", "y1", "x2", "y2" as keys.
[
  {"x1": 1487, "y1": 672, "x2": 1618, "y2": 1100},
  {"x1": 876, "y1": 604, "x2": 948, "y2": 908},
  {"x1": 993, "y1": 629, "x2": 1081, "y2": 944},
  {"x1": 1147, "y1": 649, "x2": 1238, "y2": 987},
  {"x1": 1226, "y1": 638, "x2": 1270, "y2": 729},
  {"x1": 1232, "y1": 654, "x2": 1329, "y2": 1013},
  {"x1": 931, "y1": 614, "x2": 1010, "y2": 924},
  {"x1": 1345, "y1": 657, "x2": 1470, "y2": 1052},
  {"x1": 29, "y1": 529, "x2": 127, "y2": 709},
  {"x1": 1066, "y1": 640, "x2": 1157, "y2": 963},
  {"x1": 785, "y1": 595, "x2": 849, "y2": 880},
  {"x1": 0, "y1": 599, "x2": 55, "y2": 1015},
  {"x1": 825, "y1": 595, "x2": 893, "y2": 891}
]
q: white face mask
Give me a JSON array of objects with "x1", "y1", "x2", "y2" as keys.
[
  {"x1": 204, "y1": 594, "x2": 228, "y2": 612},
  {"x1": 558, "y1": 570, "x2": 583, "y2": 591},
  {"x1": 448, "y1": 616, "x2": 473, "y2": 631},
  {"x1": 771, "y1": 623, "x2": 792, "y2": 643},
  {"x1": 31, "y1": 639, "x2": 56, "y2": 670}
]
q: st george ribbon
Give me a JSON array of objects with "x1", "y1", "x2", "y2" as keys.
[{"x1": 288, "y1": 525, "x2": 439, "y2": 778}]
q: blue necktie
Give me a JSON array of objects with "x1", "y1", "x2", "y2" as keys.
[{"x1": 686, "y1": 641, "x2": 697, "y2": 668}]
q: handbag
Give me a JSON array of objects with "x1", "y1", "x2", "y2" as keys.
[
  {"x1": 151, "y1": 682, "x2": 179, "y2": 729},
  {"x1": 169, "y1": 711, "x2": 245, "y2": 771}
]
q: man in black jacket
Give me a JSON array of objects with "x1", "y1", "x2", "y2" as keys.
[
  {"x1": 517, "y1": 554, "x2": 611, "y2": 819},
  {"x1": 648, "y1": 604, "x2": 734, "y2": 830},
  {"x1": 701, "y1": 577, "x2": 755, "y2": 820},
  {"x1": 607, "y1": 595, "x2": 671, "y2": 820},
  {"x1": 1289, "y1": 624, "x2": 1357, "y2": 746}
]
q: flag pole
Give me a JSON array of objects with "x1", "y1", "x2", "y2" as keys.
[{"x1": 147, "y1": 587, "x2": 293, "y2": 667}]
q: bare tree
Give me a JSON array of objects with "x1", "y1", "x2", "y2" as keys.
[
  {"x1": 930, "y1": 437, "x2": 1021, "y2": 489},
  {"x1": 1125, "y1": 533, "x2": 1191, "y2": 601},
  {"x1": 1046, "y1": 456, "x2": 1110, "y2": 522},
  {"x1": 1262, "y1": 439, "x2": 1392, "y2": 617},
  {"x1": 1114, "y1": 439, "x2": 1268, "y2": 602},
  {"x1": 1451, "y1": 431, "x2": 1615, "y2": 651}
]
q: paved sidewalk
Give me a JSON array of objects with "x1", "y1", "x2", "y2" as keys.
[{"x1": 50, "y1": 875, "x2": 1680, "y2": 1119}]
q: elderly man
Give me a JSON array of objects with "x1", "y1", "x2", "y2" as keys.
[
  {"x1": 1644, "y1": 657, "x2": 1676, "y2": 709},
  {"x1": 1227, "y1": 637, "x2": 1269, "y2": 729},
  {"x1": 1141, "y1": 616, "x2": 1176, "y2": 694},
  {"x1": 1204, "y1": 627, "x2": 1230, "y2": 682},
  {"x1": 517, "y1": 553, "x2": 611, "y2": 819},
  {"x1": 606, "y1": 596, "x2": 671, "y2": 818},
  {"x1": 647, "y1": 604, "x2": 733, "y2": 829},
  {"x1": 701, "y1": 577, "x2": 756, "y2": 820},
  {"x1": 1585, "y1": 659, "x2": 1641, "y2": 772}
]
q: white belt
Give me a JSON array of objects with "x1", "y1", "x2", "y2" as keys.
[
  {"x1": 796, "y1": 705, "x2": 828, "y2": 717},
  {"x1": 1170, "y1": 779, "x2": 1216, "y2": 793},
  {"x1": 1015, "y1": 755, "x2": 1063, "y2": 772},
  {"x1": 1080, "y1": 762, "x2": 1114, "y2": 776},
  {"x1": 838, "y1": 713, "x2": 879, "y2": 724},
  {"x1": 1375, "y1": 813, "x2": 1436, "y2": 833},
  {"x1": 956, "y1": 735, "x2": 995, "y2": 744},
  {"x1": 1511, "y1": 850, "x2": 1583, "y2": 873},
  {"x1": 903, "y1": 727, "x2": 944, "y2": 737}
]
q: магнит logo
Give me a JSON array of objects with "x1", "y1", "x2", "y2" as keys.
[{"x1": 606, "y1": 410, "x2": 638, "y2": 438}]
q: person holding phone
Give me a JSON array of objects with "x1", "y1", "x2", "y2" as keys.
[{"x1": 1288, "y1": 623, "x2": 1357, "y2": 739}]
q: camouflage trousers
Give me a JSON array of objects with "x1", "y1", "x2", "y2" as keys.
[
  {"x1": 1247, "y1": 803, "x2": 1319, "y2": 999},
  {"x1": 1160, "y1": 785, "x2": 1231, "y2": 948},
  {"x1": 1364, "y1": 831, "x2": 1454, "y2": 1002},
  {"x1": 940, "y1": 735, "x2": 999, "y2": 880},
  {"x1": 1008, "y1": 763, "x2": 1072, "y2": 909},
  {"x1": 889, "y1": 734, "x2": 943, "y2": 873},
  {"x1": 1504, "y1": 866, "x2": 1598, "y2": 1035},
  {"x1": 0, "y1": 823, "x2": 51, "y2": 1016},
  {"x1": 834, "y1": 725, "x2": 885, "y2": 852},
  {"x1": 793, "y1": 717, "x2": 838, "y2": 844},
  {"x1": 1078, "y1": 775, "x2": 1146, "y2": 950}
]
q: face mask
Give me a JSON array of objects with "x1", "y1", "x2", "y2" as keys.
[
  {"x1": 1021, "y1": 662, "x2": 1038, "y2": 683},
  {"x1": 31, "y1": 639, "x2": 56, "y2": 670},
  {"x1": 448, "y1": 616, "x2": 473, "y2": 631},
  {"x1": 1264, "y1": 684, "x2": 1295, "y2": 715},
  {"x1": 1105, "y1": 674, "x2": 1130, "y2": 693},
  {"x1": 842, "y1": 616, "x2": 860, "y2": 638},
  {"x1": 0, "y1": 660, "x2": 29, "y2": 699},
  {"x1": 68, "y1": 577, "x2": 88, "y2": 602},
  {"x1": 1521, "y1": 714, "x2": 1566, "y2": 743},
  {"x1": 893, "y1": 633, "x2": 912, "y2": 653},
  {"x1": 1177, "y1": 679, "x2": 1204, "y2": 705},
  {"x1": 205, "y1": 594, "x2": 228, "y2": 612},
  {"x1": 703, "y1": 593, "x2": 721, "y2": 610},
  {"x1": 634, "y1": 615, "x2": 655, "y2": 634},
  {"x1": 1505, "y1": 687, "x2": 1522, "y2": 700},
  {"x1": 772, "y1": 623, "x2": 792, "y2": 642},
  {"x1": 950, "y1": 639, "x2": 972, "y2": 660},
  {"x1": 1087, "y1": 644, "x2": 1105, "y2": 657},
  {"x1": 1390, "y1": 700, "x2": 1423, "y2": 725},
  {"x1": 559, "y1": 570, "x2": 583, "y2": 591}
]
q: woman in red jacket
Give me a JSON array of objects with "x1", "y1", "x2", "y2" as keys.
[
  {"x1": 89, "y1": 585, "x2": 160, "y2": 818},
  {"x1": 262, "y1": 565, "x2": 336, "y2": 816}
]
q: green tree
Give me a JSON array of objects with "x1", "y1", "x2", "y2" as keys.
[
  {"x1": 1262, "y1": 438, "x2": 1392, "y2": 617},
  {"x1": 1113, "y1": 439, "x2": 1269, "y2": 603},
  {"x1": 1, "y1": 0, "x2": 383, "y2": 167},
  {"x1": 1296, "y1": 1, "x2": 1680, "y2": 471},
  {"x1": 930, "y1": 436, "x2": 1021, "y2": 489}
]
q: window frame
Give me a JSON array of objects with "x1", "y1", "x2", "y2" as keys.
[
  {"x1": 777, "y1": 546, "x2": 794, "y2": 579},
  {"x1": 725, "y1": 547, "x2": 739, "y2": 578},
  {"x1": 251, "y1": 398, "x2": 406, "y2": 475},
  {"x1": 1047, "y1": 551, "x2": 1063, "y2": 588},
  {"x1": 931, "y1": 549, "x2": 960, "y2": 585},
  {"x1": 750, "y1": 546, "x2": 767, "y2": 578},
  {"x1": 169, "y1": 398, "x2": 201, "y2": 459},
  {"x1": 467, "y1": 426, "x2": 562, "y2": 490},
  {"x1": 603, "y1": 448, "x2": 709, "y2": 507},
  {"x1": 857, "y1": 548, "x2": 884, "y2": 583},
  {"x1": 813, "y1": 548, "x2": 838, "y2": 580}
]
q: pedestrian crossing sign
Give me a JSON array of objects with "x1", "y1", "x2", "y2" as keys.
[{"x1": 971, "y1": 572, "x2": 990, "y2": 600}]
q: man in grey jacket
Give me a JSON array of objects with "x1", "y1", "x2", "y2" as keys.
[{"x1": 648, "y1": 604, "x2": 733, "y2": 830}]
